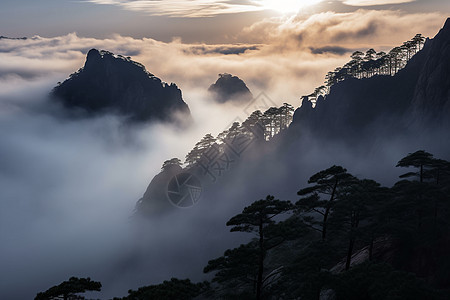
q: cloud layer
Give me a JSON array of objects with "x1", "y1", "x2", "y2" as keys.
[
  {"x1": 239, "y1": 9, "x2": 444, "y2": 48},
  {"x1": 0, "y1": 9, "x2": 444, "y2": 104},
  {"x1": 0, "y1": 9, "x2": 448, "y2": 299}
]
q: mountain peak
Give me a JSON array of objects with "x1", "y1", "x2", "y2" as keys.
[
  {"x1": 52, "y1": 49, "x2": 190, "y2": 123},
  {"x1": 86, "y1": 48, "x2": 101, "y2": 63},
  {"x1": 434, "y1": 17, "x2": 450, "y2": 41},
  {"x1": 208, "y1": 73, "x2": 253, "y2": 103},
  {"x1": 444, "y1": 17, "x2": 450, "y2": 29}
]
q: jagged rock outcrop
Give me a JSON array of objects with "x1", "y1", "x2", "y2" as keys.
[
  {"x1": 208, "y1": 73, "x2": 253, "y2": 103},
  {"x1": 0, "y1": 36, "x2": 27, "y2": 40},
  {"x1": 52, "y1": 49, "x2": 190, "y2": 123}
]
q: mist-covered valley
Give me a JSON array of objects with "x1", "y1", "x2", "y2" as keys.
[{"x1": 1, "y1": 8, "x2": 450, "y2": 300}]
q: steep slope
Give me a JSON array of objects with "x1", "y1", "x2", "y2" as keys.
[
  {"x1": 137, "y1": 18, "x2": 450, "y2": 218},
  {"x1": 291, "y1": 18, "x2": 450, "y2": 139},
  {"x1": 52, "y1": 49, "x2": 190, "y2": 123},
  {"x1": 208, "y1": 73, "x2": 253, "y2": 103},
  {"x1": 410, "y1": 18, "x2": 450, "y2": 125},
  {"x1": 136, "y1": 164, "x2": 183, "y2": 215}
]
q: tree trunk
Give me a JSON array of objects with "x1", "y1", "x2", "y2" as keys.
[
  {"x1": 256, "y1": 220, "x2": 264, "y2": 300},
  {"x1": 346, "y1": 214, "x2": 359, "y2": 271},
  {"x1": 345, "y1": 237, "x2": 355, "y2": 271},
  {"x1": 434, "y1": 200, "x2": 438, "y2": 232},
  {"x1": 420, "y1": 164, "x2": 423, "y2": 183},
  {"x1": 322, "y1": 179, "x2": 339, "y2": 240},
  {"x1": 369, "y1": 236, "x2": 374, "y2": 261},
  {"x1": 322, "y1": 207, "x2": 329, "y2": 241},
  {"x1": 316, "y1": 287, "x2": 321, "y2": 300}
]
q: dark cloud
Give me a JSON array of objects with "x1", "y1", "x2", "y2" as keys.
[
  {"x1": 0, "y1": 71, "x2": 43, "y2": 80},
  {"x1": 333, "y1": 19, "x2": 379, "y2": 41},
  {"x1": 309, "y1": 45, "x2": 353, "y2": 55},
  {"x1": 184, "y1": 45, "x2": 260, "y2": 55},
  {"x1": 0, "y1": 36, "x2": 27, "y2": 40}
]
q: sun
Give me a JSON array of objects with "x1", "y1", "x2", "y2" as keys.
[{"x1": 260, "y1": 0, "x2": 323, "y2": 13}]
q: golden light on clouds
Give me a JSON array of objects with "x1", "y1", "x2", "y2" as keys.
[
  {"x1": 259, "y1": 0, "x2": 323, "y2": 13},
  {"x1": 86, "y1": 0, "x2": 324, "y2": 17},
  {"x1": 86, "y1": 0, "x2": 260, "y2": 17},
  {"x1": 83, "y1": 0, "x2": 421, "y2": 17}
]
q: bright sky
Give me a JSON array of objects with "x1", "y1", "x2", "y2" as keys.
[{"x1": 0, "y1": 0, "x2": 448, "y2": 42}]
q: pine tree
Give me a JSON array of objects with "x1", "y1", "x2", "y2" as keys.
[
  {"x1": 184, "y1": 133, "x2": 217, "y2": 166},
  {"x1": 396, "y1": 150, "x2": 434, "y2": 183},
  {"x1": 205, "y1": 195, "x2": 293, "y2": 299},
  {"x1": 297, "y1": 166, "x2": 356, "y2": 241},
  {"x1": 161, "y1": 158, "x2": 182, "y2": 171},
  {"x1": 35, "y1": 277, "x2": 102, "y2": 300},
  {"x1": 331, "y1": 179, "x2": 383, "y2": 270}
]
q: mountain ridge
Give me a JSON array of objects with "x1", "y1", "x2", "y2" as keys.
[
  {"x1": 291, "y1": 17, "x2": 450, "y2": 140},
  {"x1": 137, "y1": 18, "x2": 450, "y2": 217}
]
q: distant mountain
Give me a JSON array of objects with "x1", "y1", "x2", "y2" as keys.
[
  {"x1": 52, "y1": 49, "x2": 190, "y2": 123},
  {"x1": 208, "y1": 73, "x2": 253, "y2": 103},
  {"x1": 0, "y1": 36, "x2": 27, "y2": 40}
]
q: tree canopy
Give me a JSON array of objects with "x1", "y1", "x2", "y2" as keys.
[
  {"x1": 161, "y1": 157, "x2": 182, "y2": 171},
  {"x1": 114, "y1": 278, "x2": 209, "y2": 300},
  {"x1": 297, "y1": 165, "x2": 356, "y2": 240},
  {"x1": 35, "y1": 277, "x2": 101, "y2": 300},
  {"x1": 306, "y1": 33, "x2": 426, "y2": 103},
  {"x1": 57, "y1": 150, "x2": 450, "y2": 300}
]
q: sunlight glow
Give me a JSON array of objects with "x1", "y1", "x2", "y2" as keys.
[
  {"x1": 260, "y1": 0, "x2": 323, "y2": 13},
  {"x1": 87, "y1": 0, "x2": 325, "y2": 17}
]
